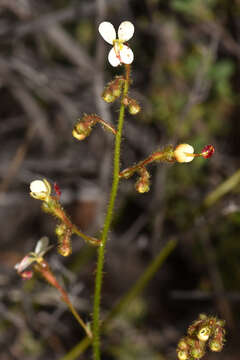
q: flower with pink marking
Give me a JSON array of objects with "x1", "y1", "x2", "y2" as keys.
[
  {"x1": 98, "y1": 21, "x2": 134, "y2": 67},
  {"x1": 15, "y1": 237, "x2": 52, "y2": 278}
]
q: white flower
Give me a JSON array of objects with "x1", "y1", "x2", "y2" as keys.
[
  {"x1": 15, "y1": 237, "x2": 52, "y2": 273},
  {"x1": 174, "y1": 144, "x2": 195, "y2": 163},
  {"x1": 30, "y1": 179, "x2": 51, "y2": 200},
  {"x1": 98, "y1": 21, "x2": 134, "y2": 67}
]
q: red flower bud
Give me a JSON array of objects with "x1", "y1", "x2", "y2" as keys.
[{"x1": 201, "y1": 145, "x2": 215, "y2": 159}]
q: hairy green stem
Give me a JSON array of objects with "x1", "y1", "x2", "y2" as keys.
[
  {"x1": 92, "y1": 64, "x2": 130, "y2": 360},
  {"x1": 60, "y1": 239, "x2": 177, "y2": 360}
]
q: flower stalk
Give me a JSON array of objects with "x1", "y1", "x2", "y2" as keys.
[
  {"x1": 30, "y1": 179, "x2": 101, "y2": 255},
  {"x1": 15, "y1": 238, "x2": 92, "y2": 338},
  {"x1": 92, "y1": 64, "x2": 131, "y2": 360},
  {"x1": 34, "y1": 259, "x2": 92, "y2": 338}
]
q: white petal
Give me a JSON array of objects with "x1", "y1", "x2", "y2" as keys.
[
  {"x1": 118, "y1": 21, "x2": 134, "y2": 42},
  {"x1": 30, "y1": 179, "x2": 47, "y2": 194},
  {"x1": 174, "y1": 144, "x2": 195, "y2": 163},
  {"x1": 34, "y1": 237, "x2": 49, "y2": 255},
  {"x1": 98, "y1": 22, "x2": 116, "y2": 45},
  {"x1": 108, "y1": 47, "x2": 121, "y2": 67},
  {"x1": 15, "y1": 255, "x2": 34, "y2": 272},
  {"x1": 119, "y1": 45, "x2": 134, "y2": 64}
]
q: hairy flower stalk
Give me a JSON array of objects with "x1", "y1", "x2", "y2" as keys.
[
  {"x1": 15, "y1": 238, "x2": 92, "y2": 338},
  {"x1": 92, "y1": 64, "x2": 131, "y2": 360},
  {"x1": 30, "y1": 179, "x2": 101, "y2": 254},
  {"x1": 119, "y1": 144, "x2": 215, "y2": 192},
  {"x1": 34, "y1": 260, "x2": 92, "y2": 338}
]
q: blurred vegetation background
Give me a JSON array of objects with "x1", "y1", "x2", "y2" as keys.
[{"x1": 0, "y1": 0, "x2": 240, "y2": 359}]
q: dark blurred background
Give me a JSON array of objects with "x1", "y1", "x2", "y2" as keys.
[{"x1": 0, "y1": 0, "x2": 240, "y2": 359}]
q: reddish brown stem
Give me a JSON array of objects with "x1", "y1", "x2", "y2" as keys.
[
  {"x1": 93, "y1": 116, "x2": 117, "y2": 135},
  {"x1": 119, "y1": 151, "x2": 164, "y2": 178}
]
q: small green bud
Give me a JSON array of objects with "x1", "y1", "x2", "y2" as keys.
[
  {"x1": 209, "y1": 339, "x2": 223, "y2": 352},
  {"x1": 197, "y1": 326, "x2": 211, "y2": 342},
  {"x1": 55, "y1": 224, "x2": 66, "y2": 237},
  {"x1": 177, "y1": 350, "x2": 188, "y2": 360},
  {"x1": 112, "y1": 87, "x2": 121, "y2": 98},
  {"x1": 72, "y1": 127, "x2": 90, "y2": 140},
  {"x1": 58, "y1": 229, "x2": 72, "y2": 257},
  {"x1": 72, "y1": 116, "x2": 95, "y2": 140},
  {"x1": 135, "y1": 168, "x2": 150, "y2": 193},
  {"x1": 102, "y1": 88, "x2": 116, "y2": 103},
  {"x1": 41, "y1": 201, "x2": 52, "y2": 214},
  {"x1": 135, "y1": 180, "x2": 150, "y2": 193},
  {"x1": 128, "y1": 99, "x2": 141, "y2": 115},
  {"x1": 199, "y1": 314, "x2": 208, "y2": 321},
  {"x1": 190, "y1": 346, "x2": 205, "y2": 359},
  {"x1": 178, "y1": 338, "x2": 188, "y2": 351}
]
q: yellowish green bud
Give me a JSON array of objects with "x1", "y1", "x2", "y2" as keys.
[
  {"x1": 209, "y1": 339, "x2": 223, "y2": 352},
  {"x1": 197, "y1": 326, "x2": 211, "y2": 342},
  {"x1": 72, "y1": 115, "x2": 95, "y2": 140},
  {"x1": 128, "y1": 99, "x2": 141, "y2": 115},
  {"x1": 55, "y1": 224, "x2": 66, "y2": 237},
  {"x1": 177, "y1": 350, "x2": 188, "y2": 360},
  {"x1": 190, "y1": 345, "x2": 205, "y2": 359},
  {"x1": 178, "y1": 338, "x2": 188, "y2": 351},
  {"x1": 102, "y1": 89, "x2": 116, "y2": 103},
  {"x1": 135, "y1": 180, "x2": 150, "y2": 193}
]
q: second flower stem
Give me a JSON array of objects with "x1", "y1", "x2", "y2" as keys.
[{"x1": 92, "y1": 64, "x2": 130, "y2": 360}]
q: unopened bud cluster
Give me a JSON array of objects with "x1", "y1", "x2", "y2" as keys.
[
  {"x1": 177, "y1": 314, "x2": 225, "y2": 360},
  {"x1": 102, "y1": 76, "x2": 125, "y2": 103}
]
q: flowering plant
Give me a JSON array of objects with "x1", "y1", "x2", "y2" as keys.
[{"x1": 15, "y1": 18, "x2": 224, "y2": 360}]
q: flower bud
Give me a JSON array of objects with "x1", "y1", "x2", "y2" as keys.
[
  {"x1": 209, "y1": 339, "x2": 223, "y2": 352},
  {"x1": 72, "y1": 120, "x2": 92, "y2": 141},
  {"x1": 102, "y1": 76, "x2": 125, "y2": 102},
  {"x1": 30, "y1": 179, "x2": 51, "y2": 201},
  {"x1": 135, "y1": 168, "x2": 150, "y2": 193},
  {"x1": 55, "y1": 223, "x2": 66, "y2": 237},
  {"x1": 58, "y1": 229, "x2": 72, "y2": 257},
  {"x1": 135, "y1": 179, "x2": 150, "y2": 193},
  {"x1": 21, "y1": 270, "x2": 33, "y2": 280},
  {"x1": 199, "y1": 314, "x2": 208, "y2": 321},
  {"x1": 177, "y1": 350, "x2": 188, "y2": 360},
  {"x1": 128, "y1": 98, "x2": 141, "y2": 115},
  {"x1": 190, "y1": 344, "x2": 205, "y2": 359},
  {"x1": 197, "y1": 326, "x2": 211, "y2": 342},
  {"x1": 174, "y1": 144, "x2": 195, "y2": 163},
  {"x1": 111, "y1": 76, "x2": 125, "y2": 97},
  {"x1": 178, "y1": 338, "x2": 188, "y2": 351},
  {"x1": 201, "y1": 145, "x2": 215, "y2": 159},
  {"x1": 102, "y1": 88, "x2": 116, "y2": 103}
]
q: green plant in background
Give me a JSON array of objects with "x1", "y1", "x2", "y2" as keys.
[{"x1": 15, "y1": 19, "x2": 224, "y2": 360}]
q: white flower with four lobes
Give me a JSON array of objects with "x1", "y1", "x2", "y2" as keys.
[{"x1": 98, "y1": 21, "x2": 134, "y2": 67}]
